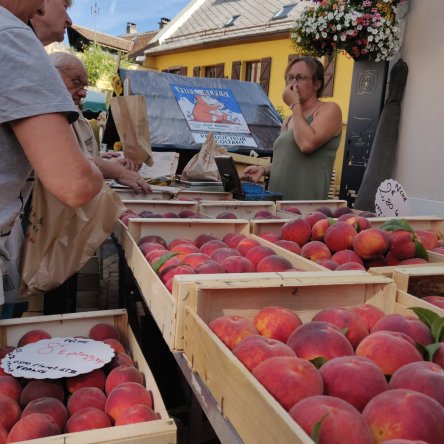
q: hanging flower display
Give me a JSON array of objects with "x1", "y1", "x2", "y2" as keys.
[{"x1": 291, "y1": 0, "x2": 405, "y2": 62}]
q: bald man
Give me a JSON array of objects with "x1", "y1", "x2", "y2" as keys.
[{"x1": 49, "y1": 52, "x2": 151, "y2": 193}]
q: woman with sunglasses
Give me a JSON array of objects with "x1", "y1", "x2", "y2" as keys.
[{"x1": 244, "y1": 56, "x2": 342, "y2": 200}]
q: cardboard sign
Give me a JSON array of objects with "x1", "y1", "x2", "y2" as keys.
[
  {"x1": 0, "y1": 337, "x2": 115, "y2": 379},
  {"x1": 375, "y1": 179, "x2": 410, "y2": 217}
]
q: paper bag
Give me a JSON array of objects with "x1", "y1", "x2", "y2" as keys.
[
  {"x1": 181, "y1": 133, "x2": 228, "y2": 181},
  {"x1": 110, "y1": 95, "x2": 154, "y2": 166},
  {"x1": 20, "y1": 179, "x2": 125, "y2": 297}
]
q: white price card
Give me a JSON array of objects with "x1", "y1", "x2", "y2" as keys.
[
  {"x1": 0, "y1": 337, "x2": 115, "y2": 379},
  {"x1": 375, "y1": 179, "x2": 410, "y2": 217}
]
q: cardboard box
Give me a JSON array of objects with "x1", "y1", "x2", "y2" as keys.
[
  {"x1": 182, "y1": 273, "x2": 421, "y2": 444},
  {"x1": 0, "y1": 309, "x2": 177, "y2": 444}
]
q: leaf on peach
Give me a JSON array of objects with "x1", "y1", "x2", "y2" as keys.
[{"x1": 381, "y1": 219, "x2": 414, "y2": 232}]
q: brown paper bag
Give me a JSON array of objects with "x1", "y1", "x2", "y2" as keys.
[
  {"x1": 110, "y1": 95, "x2": 154, "y2": 166},
  {"x1": 181, "y1": 133, "x2": 228, "y2": 181},
  {"x1": 20, "y1": 179, "x2": 125, "y2": 297}
]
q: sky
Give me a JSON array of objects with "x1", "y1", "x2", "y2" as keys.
[{"x1": 68, "y1": 0, "x2": 191, "y2": 36}]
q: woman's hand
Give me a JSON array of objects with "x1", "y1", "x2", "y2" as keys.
[
  {"x1": 242, "y1": 165, "x2": 266, "y2": 183},
  {"x1": 283, "y1": 83, "x2": 300, "y2": 108}
]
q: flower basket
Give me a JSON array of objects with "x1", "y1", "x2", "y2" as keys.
[{"x1": 291, "y1": 0, "x2": 405, "y2": 62}]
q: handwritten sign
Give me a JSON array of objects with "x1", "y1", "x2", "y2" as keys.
[
  {"x1": 0, "y1": 337, "x2": 115, "y2": 379},
  {"x1": 375, "y1": 179, "x2": 410, "y2": 217}
]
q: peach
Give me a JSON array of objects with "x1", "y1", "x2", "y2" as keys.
[
  {"x1": 139, "y1": 241, "x2": 166, "y2": 256},
  {"x1": 371, "y1": 313, "x2": 434, "y2": 345},
  {"x1": 65, "y1": 406, "x2": 111, "y2": 433},
  {"x1": 362, "y1": 389, "x2": 444, "y2": 444},
  {"x1": 385, "y1": 250, "x2": 401, "y2": 266},
  {"x1": 115, "y1": 404, "x2": 161, "y2": 426},
  {"x1": 200, "y1": 239, "x2": 227, "y2": 256},
  {"x1": 138, "y1": 235, "x2": 167, "y2": 248},
  {"x1": 159, "y1": 264, "x2": 195, "y2": 283},
  {"x1": 253, "y1": 210, "x2": 274, "y2": 219},
  {"x1": 432, "y1": 246, "x2": 444, "y2": 255},
  {"x1": 331, "y1": 249, "x2": 364, "y2": 265},
  {"x1": 253, "y1": 306, "x2": 302, "y2": 343},
  {"x1": 312, "y1": 307, "x2": 369, "y2": 349},
  {"x1": 256, "y1": 255, "x2": 293, "y2": 272},
  {"x1": 283, "y1": 206, "x2": 301, "y2": 214},
  {"x1": 194, "y1": 260, "x2": 225, "y2": 274},
  {"x1": 0, "y1": 376, "x2": 22, "y2": 402},
  {"x1": 315, "y1": 206, "x2": 333, "y2": 217},
  {"x1": 178, "y1": 209, "x2": 197, "y2": 218},
  {"x1": 320, "y1": 356, "x2": 388, "y2": 411},
  {"x1": 169, "y1": 243, "x2": 200, "y2": 260},
  {"x1": 162, "y1": 212, "x2": 178, "y2": 218},
  {"x1": 280, "y1": 219, "x2": 311, "y2": 247},
  {"x1": 105, "y1": 366, "x2": 144, "y2": 395},
  {"x1": 335, "y1": 262, "x2": 367, "y2": 271},
  {"x1": 0, "y1": 394, "x2": 21, "y2": 431},
  {"x1": 157, "y1": 256, "x2": 182, "y2": 275},
  {"x1": 389, "y1": 361, "x2": 444, "y2": 406},
  {"x1": 252, "y1": 356, "x2": 323, "y2": 411},
  {"x1": 349, "y1": 304, "x2": 385, "y2": 331},
  {"x1": 89, "y1": 323, "x2": 121, "y2": 341},
  {"x1": 422, "y1": 295, "x2": 444, "y2": 309},
  {"x1": 182, "y1": 252, "x2": 211, "y2": 269},
  {"x1": 215, "y1": 211, "x2": 238, "y2": 219},
  {"x1": 194, "y1": 233, "x2": 218, "y2": 248},
  {"x1": 67, "y1": 386, "x2": 107, "y2": 415},
  {"x1": 138, "y1": 210, "x2": 159, "y2": 218},
  {"x1": 290, "y1": 395, "x2": 374, "y2": 444},
  {"x1": 258, "y1": 231, "x2": 281, "y2": 243},
  {"x1": 274, "y1": 239, "x2": 301, "y2": 255},
  {"x1": 22, "y1": 397, "x2": 68, "y2": 431},
  {"x1": 344, "y1": 215, "x2": 373, "y2": 231},
  {"x1": 223, "y1": 233, "x2": 246, "y2": 249},
  {"x1": 286, "y1": 321, "x2": 354, "y2": 363},
  {"x1": 119, "y1": 213, "x2": 136, "y2": 226},
  {"x1": 315, "y1": 259, "x2": 339, "y2": 270},
  {"x1": 0, "y1": 427, "x2": 7, "y2": 443},
  {"x1": 105, "y1": 382, "x2": 153, "y2": 423},
  {"x1": 311, "y1": 218, "x2": 333, "y2": 242},
  {"x1": 20, "y1": 380, "x2": 64, "y2": 408},
  {"x1": 324, "y1": 222, "x2": 357, "y2": 252},
  {"x1": 211, "y1": 247, "x2": 241, "y2": 264},
  {"x1": 235, "y1": 238, "x2": 261, "y2": 256},
  {"x1": 332, "y1": 206, "x2": 353, "y2": 218},
  {"x1": 389, "y1": 230, "x2": 416, "y2": 260},
  {"x1": 365, "y1": 256, "x2": 387, "y2": 268},
  {"x1": 222, "y1": 256, "x2": 255, "y2": 273},
  {"x1": 167, "y1": 238, "x2": 194, "y2": 249},
  {"x1": 433, "y1": 342, "x2": 444, "y2": 368},
  {"x1": 145, "y1": 249, "x2": 169, "y2": 264},
  {"x1": 7, "y1": 413, "x2": 60, "y2": 442},
  {"x1": 17, "y1": 329, "x2": 51, "y2": 347},
  {"x1": 304, "y1": 211, "x2": 328, "y2": 227},
  {"x1": 337, "y1": 212, "x2": 355, "y2": 222},
  {"x1": 65, "y1": 368, "x2": 106, "y2": 394},
  {"x1": 232, "y1": 336, "x2": 296, "y2": 372},
  {"x1": 208, "y1": 315, "x2": 258, "y2": 350},
  {"x1": 245, "y1": 245, "x2": 275, "y2": 270},
  {"x1": 103, "y1": 338, "x2": 125, "y2": 354},
  {"x1": 398, "y1": 258, "x2": 428, "y2": 265},
  {"x1": 415, "y1": 229, "x2": 439, "y2": 250},
  {"x1": 355, "y1": 331, "x2": 423, "y2": 376},
  {"x1": 105, "y1": 352, "x2": 135, "y2": 373},
  {"x1": 300, "y1": 241, "x2": 332, "y2": 262}
]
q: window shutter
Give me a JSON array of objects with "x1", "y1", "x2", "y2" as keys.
[
  {"x1": 322, "y1": 55, "x2": 336, "y2": 97},
  {"x1": 179, "y1": 66, "x2": 188, "y2": 76},
  {"x1": 259, "y1": 57, "x2": 271, "y2": 94},
  {"x1": 215, "y1": 63, "x2": 225, "y2": 78},
  {"x1": 193, "y1": 66, "x2": 201, "y2": 77},
  {"x1": 231, "y1": 61, "x2": 241, "y2": 80}
]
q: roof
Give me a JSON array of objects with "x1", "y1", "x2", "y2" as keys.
[
  {"x1": 144, "y1": 0, "x2": 310, "y2": 55},
  {"x1": 67, "y1": 24, "x2": 134, "y2": 53},
  {"x1": 119, "y1": 30, "x2": 158, "y2": 59}
]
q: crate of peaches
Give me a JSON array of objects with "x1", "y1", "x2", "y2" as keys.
[
  {"x1": 123, "y1": 219, "x2": 324, "y2": 350},
  {"x1": 182, "y1": 273, "x2": 444, "y2": 444},
  {"x1": 0, "y1": 309, "x2": 176, "y2": 443},
  {"x1": 250, "y1": 211, "x2": 444, "y2": 272}
]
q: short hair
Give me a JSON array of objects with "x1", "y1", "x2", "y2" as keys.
[{"x1": 285, "y1": 56, "x2": 325, "y2": 98}]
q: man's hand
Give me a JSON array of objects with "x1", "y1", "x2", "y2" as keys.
[
  {"x1": 242, "y1": 165, "x2": 266, "y2": 183},
  {"x1": 117, "y1": 157, "x2": 142, "y2": 172},
  {"x1": 117, "y1": 169, "x2": 151, "y2": 194}
]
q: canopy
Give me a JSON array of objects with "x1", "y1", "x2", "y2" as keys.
[{"x1": 83, "y1": 89, "x2": 107, "y2": 114}]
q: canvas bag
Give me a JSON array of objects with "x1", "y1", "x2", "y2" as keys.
[
  {"x1": 110, "y1": 95, "x2": 154, "y2": 166},
  {"x1": 20, "y1": 179, "x2": 124, "y2": 297},
  {"x1": 181, "y1": 132, "x2": 228, "y2": 181}
]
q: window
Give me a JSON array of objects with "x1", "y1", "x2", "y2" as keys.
[
  {"x1": 223, "y1": 14, "x2": 240, "y2": 27},
  {"x1": 245, "y1": 61, "x2": 261, "y2": 84},
  {"x1": 272, "y1": 4, "x2": 295, "y2": 20},
  {"x1": 204, "y1": 64, "x2": 224, "y2": 78}
]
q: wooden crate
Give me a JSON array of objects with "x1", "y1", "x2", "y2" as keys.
[
  {"x1": 173, "y1": 190, "x2": 232, "y2": 201},
  {"x1": 123, "y1": 219, "x2": 328, "y2": 350},
  {"x1": 198, "y1": 200, "x2": 276, "y2": 219},
  {"x1": 182, "y1": 273, "x2": 415, "y2": 444},
  {"x1": 0, "y1": 309, "x2": 177, "y2": 444},
  {"x1": 112, "y1": 189, "x2": 173, "y2": 201},
  {"x1": 276, "y1": 199, "x2": 348, "y2": 215}
]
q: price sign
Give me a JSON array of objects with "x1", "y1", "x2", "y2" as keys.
[
  {"x1": 0, "y1": 337, "x2": 115, "y2": 379},
  {"x1": 375, "y1": 179, "x2": 410, "y2": 217}
]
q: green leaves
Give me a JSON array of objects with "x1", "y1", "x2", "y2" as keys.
[
  {"x1": 311, "y1": 413, "x2": 329, "y2": 443},
  {"x1": 152, "y1": 252, "x2": 179, "y2": 274},
  {"x1": 414, "y1": 240, "x2": 429, "y2": 260},
  {"x1": 381, "y1": 219, "x2": 415, "y2": 233}
]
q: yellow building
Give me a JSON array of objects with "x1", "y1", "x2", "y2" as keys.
[{"x1": 138, "y1": 0, "x2": 354, "y2": 193}]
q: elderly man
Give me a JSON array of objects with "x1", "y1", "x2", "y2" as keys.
[
  {"x1": 49, "y1": 52, "x2": 151, "y2": 193},
  {"x1": 0, "y1": 0, "x2": 103, "y2": 318}
]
